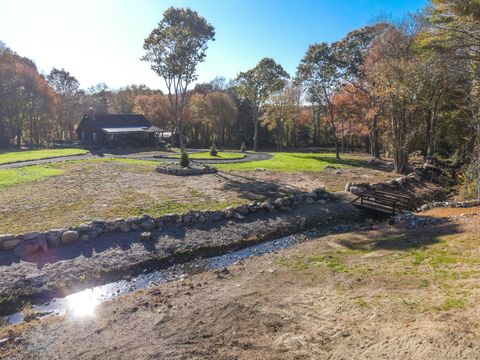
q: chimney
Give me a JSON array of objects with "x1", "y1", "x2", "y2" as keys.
[{"x1": 88, "y1": 107, "x2": 96, "y2": 121}]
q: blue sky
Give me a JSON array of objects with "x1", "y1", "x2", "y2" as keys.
[{"x1": 0, "y1": 0, "x2": 427, "y2": 91}]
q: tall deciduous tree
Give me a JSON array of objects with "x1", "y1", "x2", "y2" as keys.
[
  {"x1": 236, "y1": 58, "x2": 289, "y2": 151},
  {"x1": 142, "y1": 7, "x2": 215, "y2": 149},
  {"x1": 47, "y1": 68, "x2": 79, "y2": 140},
  {"x1": 296, "y1": 43, "x2": 341, "y2": 159}
]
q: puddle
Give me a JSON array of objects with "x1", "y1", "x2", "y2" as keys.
[{"x1": 3, "y1": 235, "x2": 301, "y2": 325}]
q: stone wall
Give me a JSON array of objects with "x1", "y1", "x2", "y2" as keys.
[
  {"x1": 417, "y1": 200, "x2": 480, "y2": 212},
  {"x1": 155, "y1": 164, "x2": 217, "y2": 176},
  {"x1": 345, "y1": 172, "x2": 418, "y2": 195},
  {"x1": 0, "y1": 188, "x2": 330, "y2": 257}
]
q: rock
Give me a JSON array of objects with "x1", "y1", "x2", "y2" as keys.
[
  {"x1": 140, "y1": 219, "x2": 155, "y2": 231},
  {"x1": 305, "y1": 191, "x2": 317, "y2": 199},
  {"x1": 317, "y1": 192, "x2": 329, "y2": 200},
  {"x1": 279, "y1": 206, "x2": 293, "y2": 212},
  {"x1": 211, "y1": 211, "x2": 223, "y2": 222},
  {"x1": 305, "y1": 197, "x2": 315, "y2": 204},
  {"x1": 140, "y1": 232, "x2": 152, "y2": 241},
  {"x1": 14, "y1": 238, "x2": 48, "y2": 257},
  {"x1": 345, "y1": 182, "x2": 352, "y2": 191},
  {"x1": 224, "y1": 207, "x2": 235, "y2": 218},
  {"x1": 46, "y1": 230, "x2": 63, "y2": 246},
  {"x1": 317, "y1": 199, "x2": 327, "y2": 205},
  {"x1": 23, "y1": 232, "x2": 39, "y2": 241},
  {"x1": 0, "y1": 234, "x2": 15, "y2": 249},
  {"x1": 61, "y1": 230, "x2": 79, "y2": 244},
  {"x1": 234, "y1": 213, "x2": 246, "y2": 221},
  {"x1": 116, "y1": 220, "x2": 130, "y2": 232},
  {"x1": 2, "y1": 237, "x2": 21, "y2": 251},
  {"x1": 79, "y1": 234, "x2": 90, "y2": 242},
  {"x1": 273, "y1": 198, "x2": 284, "y2": 208},
  {"x1": 183, "y1": 215, "x2": 192, "y2": 224},
  {"x1": 260, "y1": 201, "x2": 273, "y2": 211},
  {"x1": 235, "y1": 205, "x2": 250, "y2": 216},
  {"x1": 78, "y1": 224, "x2": 93, "y2": 232}
]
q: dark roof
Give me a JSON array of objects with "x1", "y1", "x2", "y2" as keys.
[{"x1": 76, "y1": 114, "x2": 152, "y2": 133}]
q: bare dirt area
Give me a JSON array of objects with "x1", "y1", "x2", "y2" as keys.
[
  {"x1": 2, "y1": 207, "x2": 479, "y2": 359},
  {"x1": 0, "y1": 158, "x2": 394, "y2": 234}
]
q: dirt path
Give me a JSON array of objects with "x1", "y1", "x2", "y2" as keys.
[
  {"x1": 0, "y1": 150, "x2": 271, "y2": 169},
  {"x1": 2, "y1": 207, "x2": 479, "y2": 359}
]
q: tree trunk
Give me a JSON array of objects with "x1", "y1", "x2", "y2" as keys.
[{"x1": 253, "y1": 107, "x2": 259, "y2": 152}]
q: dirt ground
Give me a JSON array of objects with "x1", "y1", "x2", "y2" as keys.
[
  {"x1": 2, "y1": 207, "x2": 479, "y2": 360},
  {"x1": 0, "y1": 159, "x2": 394, "y2": 234}
]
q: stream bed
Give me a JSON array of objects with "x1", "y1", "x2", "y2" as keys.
[{"x1": 3, "y1": 234, "x2": 302, "y2": 325}]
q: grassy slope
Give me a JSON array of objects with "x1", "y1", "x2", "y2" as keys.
[
  {"x1": 216, "y1": 152, "x2": 367, "y2": 172},
  {"x1": 0, "y1": 166, "x2": 64, "y2": 188},
  {"x1": 0, "y1": 148, "x2": 88, "y2": 165}
]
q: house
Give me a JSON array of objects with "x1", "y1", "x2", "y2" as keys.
[{"x1": 76, "y1": 110, "x2": 170, "y2": 147}]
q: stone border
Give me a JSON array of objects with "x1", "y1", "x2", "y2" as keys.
[
  {"x1": 155, "y1": 164, "x2": 217, "y2": 176},
  {"x1": 345, "y1": 172, "x2": 418, "y2": 195},
  {"x1": 417, "y1": 200, "x2": 480, "y2": 212},
  {"x1": 0, "y1": 188, "x2": 330, "y2": 257}
]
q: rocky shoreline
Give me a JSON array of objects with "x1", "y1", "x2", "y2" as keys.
[{"x1": 0, "y1": 192, "x2": 362, "y2": 316}]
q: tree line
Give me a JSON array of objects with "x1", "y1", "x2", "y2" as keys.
[{"x1": 1, "y1": 1, "x2": 480, "y2": 194}]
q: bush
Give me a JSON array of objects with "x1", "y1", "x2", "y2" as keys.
[
  {"x1": 179, "y1": 150, "x2": 190, "y2": 168},
  {"x1": 210, "y1": 144, "x2": 218, "y2": 157},
  {"x1": 240, "y1": 141, "x2": 246, "y2": 153}
]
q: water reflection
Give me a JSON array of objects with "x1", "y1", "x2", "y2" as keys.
[
  {"x1": 66, "y1": 289, "x2": 100, "y2": 318},
  {"x1": 2, "y1": 234, "x2": 300, "y2": 325}
]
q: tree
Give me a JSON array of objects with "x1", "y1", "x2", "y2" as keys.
[
  {"x1": 296, "y1": 43, "x2": 341, "y2": 159},
  {"x1": 47, "y1": 68, "x2": 79, "y2": 140},
  {"x1": 236, "y1": 58, "x2": 289, "y2": 151},
  {"x1": 261, "y1": 82, "x2": 301, "y2": 149},
  {"x1": 142, "y1": 7, "x2": 215, "y2": 149}
]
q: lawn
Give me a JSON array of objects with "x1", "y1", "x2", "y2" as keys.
[
  {"x1": 0, "y1": 148, "x2": 88, "y2": 165},
  {"x1": 216, "y1": 152, "x2": 368, "y2": 171},
  {"x1": 173, "y1": 151, "x2": 246, "y2": 160},
  {"x1": 0, "y1": 166, "x2": 64, "y2": 188},
  {"x1": 0, "y1": 153, "x2": 394, "y2": 234}
]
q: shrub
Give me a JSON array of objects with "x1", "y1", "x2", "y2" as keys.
[
  {"x1": 240, "y1": 141, "x2": 246, "y2": 153},
  {"x1": 179, "y1": 151, "x2": 190, "y2": 168},
  {"x1": 210, "y1": 144, "x2": 218, "y2": 157}
]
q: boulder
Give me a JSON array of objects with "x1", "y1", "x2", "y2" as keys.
[
  {"x1": 234, "y1": 213, "x2": 246, "y2": 221},
  {"x1": 279, "y1": 206, "x2": 293, "y2": 212},
  {"x1": 14, "y1": 238, "x2": 48, "y2": 257},
  {"x1": 211, "y1": 211, "x2": 223, "y2": 222},
  {"x1": 23, "y1": 232, "x2": 39, "y2": 241},
  {"x1": 140, "y1": 219, "x2": 155, "y2": 231},
  {"x1": 317, "y1": 199, "x2": 327, "y2": 205},
  {"x1": 61, "y1": 230, "x2": 79, "y2": 244},
  {"x1": 140, "y1": 232, "x2": 152, "y2": 241},
  {"x1": 2, "y1": 237, "x2": 21, "y2": 251},
  {"x1": 235, "y1": 205, "x2": 250, "y2": 216},
  {"x1": 46, "y1": 230, "x2": 63, "y2": 246},
  {"x1": 305, "y1": 191, "x2": 317, "y2": 199},
  {"x1": 305, "y1": 197, "x2": 315, "y2": 204},
  {"x1": 78, "y1": 224, "x2": 93, "y2": 233},
  {"x1": 345, "y1": 182, "x2": 352, "y2": 191},
  {"x1": 115, "y1": 220, "x2": 130, "y2": 233},
  {"x1": 260, "y1": 201, "x2": 273, "y2": 211}
]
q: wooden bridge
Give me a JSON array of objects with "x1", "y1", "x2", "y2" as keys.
[{"x1": 351, "y1": 190, "x2": 412, "y2": 216}]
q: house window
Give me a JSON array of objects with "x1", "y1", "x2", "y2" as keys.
[
  {"x1": 141, "y1": 132, "x2": 148, "y2": 139},
  {"x1": 92, "y1": 132, "x2": 97, "y2": 143}
]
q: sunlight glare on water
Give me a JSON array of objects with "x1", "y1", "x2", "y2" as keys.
[{"x1": 66, "y1": 288, "x2": 100, "y2": 318}]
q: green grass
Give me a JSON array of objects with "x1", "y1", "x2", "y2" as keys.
[
  {"x1": 216, "y1": 152, "x2": 366, "y2": 172},
  {"x1": 0, "y1": 165, "x2": 64, "y2": 188},
  {"x1": 0, "y1": 148, "x2": 88, "y2": 165},
  {"x1": 173, "y1": 151, "x2": 246, "y2": 160}
]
